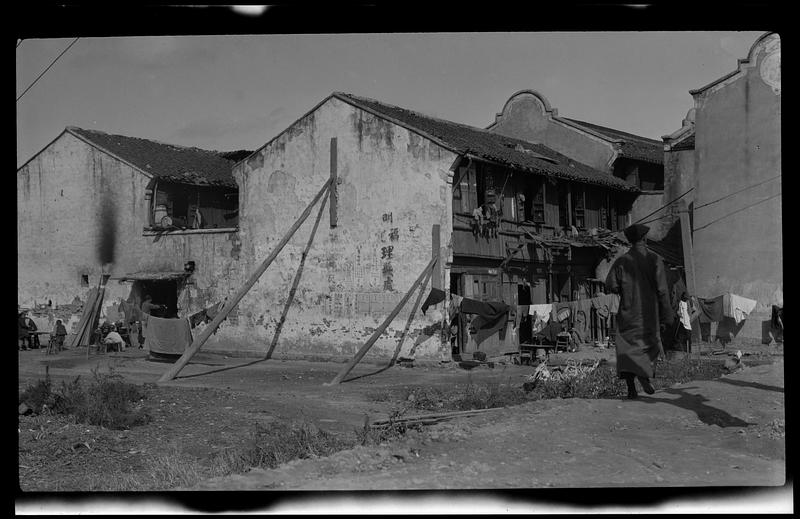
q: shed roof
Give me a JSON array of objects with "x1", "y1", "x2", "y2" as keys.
[
  {"x1": 67, "y1": 127, "x2": 245, "y2": 188},
  {"x1": 116, "y1": 271, "x2": 190, "y2": 282},
  {"x1": 560, "y1": 118, "x2": 664, "y2": 165},
  {"x1": 333, "y1": 93, "x2": 639, "y2": 193}
]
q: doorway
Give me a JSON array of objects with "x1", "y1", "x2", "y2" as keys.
[{"x1": 132, "y1": 279, "x2": 180, "y2": 318}]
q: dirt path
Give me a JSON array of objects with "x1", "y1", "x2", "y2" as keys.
[
  {"x1": 190, "y1": 359, "x2": 785, "y2": 490},
  {"x1": 18, "y1": 346, "x2": 784, "y2": 491}
]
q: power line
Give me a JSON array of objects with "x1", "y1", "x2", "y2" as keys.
[
  {"x1": 694, "y1": 174, "x2": 781, "y2": 210},
  {"x1": 16, "y1": 37, "x2": 79, "y2": 102},
  {"x1": 693, "y1": 192, "x2": 781, "y2": 232},
  {"x1": 629, "y1": 187, "x2": 694, "y2": 227}
]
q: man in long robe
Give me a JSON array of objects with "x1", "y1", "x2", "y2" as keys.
[{"x1": 605, "y1": 224, "x2": 674, "y2": 399}]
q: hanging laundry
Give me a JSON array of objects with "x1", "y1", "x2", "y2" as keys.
[
  {"x1": 573, "y1": 298, "x2": 593, "y2": 340},
  {"x1": 724, "y1": 293, "x2": 758, "y2": 324},
  {"x1": 144, "y1": 316, "x2": 193, "y2": 355},
  {"x1": 420, "y1": 288, "x2": 446, "y2": 315},
  {"x1": 772, "y1": 305, "x2": 783, "y2": 330},
  {"x1": 461, "y1": 298, "x2": 510, "y2": 346},
  {"x1": 517, "y1": 305, "x2": 530, "y2": 317},
  {"x1": 697, "y1": 295, "x2": 725, "y2": 323},
  {"x1": 448, "y1": 294, "x2": 464, "y2": 321},
  {"x1": 529, "y1": 304, "x2": 552, "y2": 333},
  {"x1": 556, "y1": 302, "x2": 571, "y2": 323}
]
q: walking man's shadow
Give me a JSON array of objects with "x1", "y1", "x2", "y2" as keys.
[{"x1": 639, "y1": 387, "x2": 755, "y2": 428}]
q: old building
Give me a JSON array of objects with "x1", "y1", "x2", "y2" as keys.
[
  {"x1": 663, "y1": 32, "x2": 781, "y2": 342},
  {"x1": 17, "y1": 127, "x2": 247, "y2": 331},
  {"x1": 217, "y1": 93, "x2": 641, "y2": 361},
  {"x1": 487, "y1": 90, "x2": 665, "y2": 238}
]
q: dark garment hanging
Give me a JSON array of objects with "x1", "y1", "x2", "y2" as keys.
[
  {"x1": 772, "y1": 305, "x2": 783, "y2": 329},
  {"x1": 536, "y1": 319, "x2": 563, "y2": 343},
  {"x1": 461, "y1": 298, "x2": 510, "y2": 346},
  {"x1": 697, "y1": 295, "x2": 725, "y2": 323},
  {"x1": 421, "y1": 288, "x2": 446, "y2": 315}
]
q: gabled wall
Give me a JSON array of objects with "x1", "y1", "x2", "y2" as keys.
[
  {"x1": 218, "y1": 96, "x2": 457, "y2": 360},
  {"x1": 690, "y1": 33, "x2": 782, "y2": 331},
  {"x1": 17, "y1": 131, "x2": 240, "y2": 331},
  {"x1": 488, "y1": 91, "x2": 617, "y2": 171}
]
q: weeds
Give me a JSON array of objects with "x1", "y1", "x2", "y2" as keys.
[
  {"x1": 210, "y1": 421, "x2": 356, "y2": 476},
  {"x1": 18, "y1": 367, "x2": 150, "y2": 430}
]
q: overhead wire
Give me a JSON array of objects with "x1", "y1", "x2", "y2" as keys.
[
  {"x1": 16, "y1": 37, "x2": 80, "y2": 102},
  {"x1": 693, "y1": 192, "x2": 781, "y2": 232},
  {"x1": 693, "y1": 174, "x2": 781, "y2": 210}
]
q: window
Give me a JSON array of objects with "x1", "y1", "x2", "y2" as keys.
[
  {"x1": 572, "y1": 185, "x2": 586, "y2": 229},
  {"x1": 151, "y1": 182, "x2": 238, "y2": 230},
  {"x1": 639, "y1": 164, "x2": 664, "y2": 191},
  {"x1": 80, "y1": 274, "x2": 89, "y2": 287},
  {"x1": 599, "y1": 191, "x2": 609, "y2": 230},
  {"x1": 558, "y1": 184, "x2": 569, "y2": 228},
  {"x1": 526, "y1": 179, "x2": 545, "y2": 224}
]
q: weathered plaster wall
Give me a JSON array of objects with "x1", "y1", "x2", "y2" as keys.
[
  {"x1": 17, "y1": 132, "x2": 239, "y2": 331},
  {"x1": 661, "y1": 147, "x2": 696, "y2": 237},
  {"x1": 221, "y1": 97, "x2": 456, "y2": 360},
  {"x1": 629, "y1": 192, "x2": 666, "y2": 239},
  {"x1": 488, "y1": 91, "x2": 616, "y2": 171},
  {"x1": 691, "y1": 34, "x2": 781, "y2": 336}
]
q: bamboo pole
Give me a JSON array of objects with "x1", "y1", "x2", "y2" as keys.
[
  {"x1": 325, "y1": 255, "x2": 438, "y2": 386},
  {"x1": 158, "y1": 179, "x2": 332, "y2": 382},
  {"x1": 387, "y1": 265, "x2": 433, "y2": 366}
]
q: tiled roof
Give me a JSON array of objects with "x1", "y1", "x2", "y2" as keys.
[
  {"x1": 333, "y1": 93, "x2": 639, "y2": 192},
  {"x1": 561, "y1": 118, "x2": 664, "y2": 165},
  {"x1": 670, "y1": 133, "x2": 695, "y2": 152},
  {"x1": 68, "y1": 127, "x2": 245, "y2": 188}
]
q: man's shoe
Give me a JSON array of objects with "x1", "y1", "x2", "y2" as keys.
[{"x1": 638, "y1": 377, "x2": 655, "y2": 395}]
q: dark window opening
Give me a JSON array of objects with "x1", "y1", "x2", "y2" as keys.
[
  {"x1": 152, "y1": 182, "x2": 238, "y2": 230},
  {"x1": 558, "y1": 184, "x2": 569, "y2": 228},
  {"x1": 639, "y1": 163, "x2": 664, "y2": 191},
  {"x1": 572, "y1": 185, "x2": 585, "y2": 229},
  {"x1": 523, "y1": 179, "x2": 546, "y2": 223},
  {"x1": 80, "y1": 274, "x2": 89, "y2": 287}
]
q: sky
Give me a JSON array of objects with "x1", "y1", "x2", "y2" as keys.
[{"x1": 16, "y1": 31, "x2": 766, "y2": 167}]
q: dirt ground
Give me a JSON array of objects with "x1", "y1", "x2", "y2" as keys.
[{"x1": 17, "y1": 342, "x2": 785, "y2": 493}]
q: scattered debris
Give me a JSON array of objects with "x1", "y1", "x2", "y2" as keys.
[
  {"x1": 523, "y1": 359, "x2": 603, "y2": 392},
  {"x1": 369, "y1": 407, "x2": 503, "y2": 430}
]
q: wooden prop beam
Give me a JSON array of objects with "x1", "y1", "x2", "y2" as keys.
[
  {"x1": 158, "y1": 179, "x2": 332, "y2": 382},
  {"x1": 387, "y1": 264, "x2": 434, "y2": 366},
  {"x1": 264, "y1": 187, "x2": 330, "y2": 360},
  {"x1": 325, "y1": 255, "x2": 438, "y2": 386}
]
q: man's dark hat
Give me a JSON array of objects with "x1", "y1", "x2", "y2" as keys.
[{"x1": 623, "y1": 223, "x2": 650, "y2": 243}]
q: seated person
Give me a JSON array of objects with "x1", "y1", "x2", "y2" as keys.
[
  {"x1": 103, "y1": 326, "x2": 126, "y2": 352},
  {"x1": 26, "y1": 316, "x2": 40, "y2": 349},
  {"x1": 53, "y1": 319, "x2": 68, "y2": 350},
  {"x1": 18, "y1": 312, "x2": 31, "y2": 350}
]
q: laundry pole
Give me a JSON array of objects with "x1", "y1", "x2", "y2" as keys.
[{"x1": 158, "y1": 179, "x2": 332, "y2": 383}]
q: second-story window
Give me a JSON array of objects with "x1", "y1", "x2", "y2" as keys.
[
  {"x1": 572, "y1": 185, "x2": 585, "y2": 229},
  {"x1": 531, "y1": 179, "x2": 545, "y2": 224}
]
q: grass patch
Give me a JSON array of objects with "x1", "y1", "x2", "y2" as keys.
[
  {"x1": 19, "y1": 367, "x2": 150, "y2": 430},
  {"x1": 374, "y1": 357, "x2": 729, "y2": 412},
  {"x1": 209, "y1": 421, "x2": 357, "y2": 477}
]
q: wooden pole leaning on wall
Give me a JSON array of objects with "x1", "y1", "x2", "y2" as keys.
[
  {"x1": 158, "y1": 178, "x2": 333, "y2": 383},
  {"x1": 325, "y1": 255, "x2": 438, "y2": 386}
]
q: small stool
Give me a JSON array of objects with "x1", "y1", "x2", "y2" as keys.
[{"x1": 555, "y1": 332, "x2": 571, "y2": 353}]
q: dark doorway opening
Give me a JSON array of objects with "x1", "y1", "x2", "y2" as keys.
[
  {"x1": 517, "y1": 283, "x2": 532, "y2": 344},
  {"x1": 449, "y1": 273, "x2": 463, "y2": 356},
  {"x1": 134, "y1": 280, "x2": 179, "y2": 318}
]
